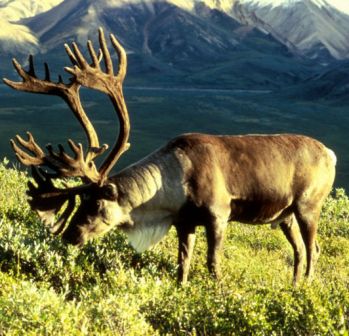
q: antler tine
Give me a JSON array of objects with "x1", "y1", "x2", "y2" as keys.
[
  {"x1": 28, "y1": 55, "x2": 36, "y2": 77},
  {"x1": 110, "y1": 33, "x2": 127, "y2": 82},
  {"x1": 10, "y1": 132, "x2": 45, "y2": 166},
  {"x1": 98, "y1": 27, "x2": 114, "y2": 75},
  {"x1": 44, "y1": 63, "x2": 51, "y2": 81},
  {"x1": 66, "y1": 42, "x2": 88, "y2": 70},
  {"x1": 87, "y1": 40, "x2": 101, "y2": 68},
  {"x1": 3, "y1": 59, "x2": 29, "y2": 91}
]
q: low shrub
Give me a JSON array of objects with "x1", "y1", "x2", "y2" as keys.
[{"x1": 0, "y1": 160, "x2": 348, "y2": 335}]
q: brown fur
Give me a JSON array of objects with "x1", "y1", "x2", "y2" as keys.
[
  {"x1": 168, "y1": 133, "x2": 335, "y2": 282},
  {"x1": 61, "y1": 133, "x2": 335, "y2": 284}
]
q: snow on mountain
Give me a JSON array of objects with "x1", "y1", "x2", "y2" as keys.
[
  {"x1": 0, "y1": 0, "x2": 63, "y2": 54},
  {"x1": 199, "y1": 0, "x2": 235, "y2": 12},
  {"x1": 241, "y1": 0, "x2": 349, "y2": 14},
  {"x1": 220, "y1": 0, "x2": 349, "y2": 60},
  {"x1": 191, "y1": 0, "x2": 349, "y2": 60},
  {"x1": 0, "y1": 0, "x2": 63, "y2": 21},
  {"x1": 0, "y1": 20, "x2": 38, "y2": 54}
]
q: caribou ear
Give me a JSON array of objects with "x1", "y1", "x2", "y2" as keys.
[{"x1": 102, "y1": 183, "x2": 118, "y2": 201}]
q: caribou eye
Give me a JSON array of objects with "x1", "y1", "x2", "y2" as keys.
[{"x1": 103, "y1": 183, "x2": 117, "y2": 200}]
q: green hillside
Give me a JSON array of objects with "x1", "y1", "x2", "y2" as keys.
[{"x1": 0, "y1": 160, "x2": 348, "y2": 335}]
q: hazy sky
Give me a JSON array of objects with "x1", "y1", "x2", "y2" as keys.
[{"x1": 327, "y1": 0, "x2": 349, "y2": 14}]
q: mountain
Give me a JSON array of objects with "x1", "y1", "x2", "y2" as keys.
[
  {"x1": 1, "y1": 0, "x2": 348, "y2": 93},
  {"x1": 1, "y1": 0, "x2": 349, "y2": 61},
  {"x1": 18, "y1": 0, "x2": 239, "y2": 83},
  {"x1": 8, "y1": 0, "x2": 316, "y2": 89},
  {"x1": 0, "y1": 0, "x2": 63, "y2": 54},
  {"x1": 0, "y1": 0, "x2": 63, "y2": 21},
  {"x1": 226, "y1": 0, "x2": 349, "y2": 61},
  {"x1": 287, "y1": 60, "x2": 349, "y2": 101}
]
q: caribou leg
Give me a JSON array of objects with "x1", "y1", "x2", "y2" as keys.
[
  {"x1": 205, "y1": 218, "x2": 228, "y2": 280},
  {"x1": 176, "y1": 224, "x2": 196, "y2": 284},
  {"x1": 280, "y1": 215, "x2": 306, "y2": 284},
  {"x1": 295, "y1": 205, "x2": 321, "y2": 280}
]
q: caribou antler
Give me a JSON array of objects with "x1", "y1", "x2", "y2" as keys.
[
  {"x1": 64, "y1": 27, "x2": 131, "y2": 184},
  {"x1": 3, "y1": 27, "x2": 131, "y2": 234},
  {"x1": 10, "y1": 132, "x2": 106, "y2": 181},
  {"x1": 4, "y1": 53, "x2": 108, "y2": 182}
]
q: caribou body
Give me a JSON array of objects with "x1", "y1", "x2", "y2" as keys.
[
  {"x1": 4, "y1": 29, "x2": 336, "y2": 283},
  {"x1": 63, "y1": 133, "x2": 336, "y2": 283}
]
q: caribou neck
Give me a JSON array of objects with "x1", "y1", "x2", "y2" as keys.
[
  {"x1": 105, "y1": 149, "x2": 189, "y2": 252},
  {"x1": 110, "y1": 148, "x2": 189, "y2": 214}
]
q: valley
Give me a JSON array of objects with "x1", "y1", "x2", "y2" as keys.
[{"x1": 1, "y1": 83, "x2": 348, "y2": 190}]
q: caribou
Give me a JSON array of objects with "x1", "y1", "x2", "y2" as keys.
[{"x1": 3, "y1": 28, "x2": 336, "y2": 284}]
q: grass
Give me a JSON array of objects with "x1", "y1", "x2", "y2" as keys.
[{"x1": 0, "y1": 159, "x2": 349, "y2": 335}]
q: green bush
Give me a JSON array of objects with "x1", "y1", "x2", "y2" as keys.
[{"x1": 0, "y1": 160, "x2": 348, "y2": 335}]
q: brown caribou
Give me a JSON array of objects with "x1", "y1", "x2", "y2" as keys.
[{"x1": 3, "y1": 28, "x2": 336, "y2": 284}]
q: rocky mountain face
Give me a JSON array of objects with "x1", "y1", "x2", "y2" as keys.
[
  {"x1": 19, "y1": 0, "x2": 310, "y2": 88},
  {"x1": 228, "y1": 0, "x2": 349, "y2": 61},
  {"x1": 5, "y1": 0, "x2": 348, "y2": 60},
  {"x1": 0, "y1": 0, "x2": 348, "y2": 95}
]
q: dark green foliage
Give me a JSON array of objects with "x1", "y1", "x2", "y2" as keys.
[
  {"x1": 2, "y1": 87, "x2": 349, "y2": 190},
  {"x1": 0, "y1": 160, "x2": 348, "y2": 335}
]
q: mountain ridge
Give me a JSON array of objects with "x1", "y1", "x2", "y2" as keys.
[
  {"x1": 1, "y1": 0, "x2": 349, "y2": 60},
  {"x1": 1, "y1": 0, "x2": 348, "y2": 97}
]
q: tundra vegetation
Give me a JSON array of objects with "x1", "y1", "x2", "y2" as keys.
[{"x1": 0, "y1": 159, "x2": 348, "y2": 335}]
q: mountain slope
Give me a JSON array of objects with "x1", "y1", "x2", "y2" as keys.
[
  {"x1": 0, "y1": 0, "x2": 63, "y2": 55},
  {"x1": 1, "y1": 0, "x2": 347, "y2": 93},
  {"x1": 13, "y1": 0, "x2": 318, "y2": 90},
  {"x1": 226, "y1": 0, "x2": 349, "y2": 60},
  {"x1": 1, "y1": 0, "x2": 349, "y2": 62},
  {"x1": 288, "y1": 61, "x2": 349, "y2": 101}
]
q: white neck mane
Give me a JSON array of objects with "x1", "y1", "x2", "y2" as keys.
[{"x1": 112, "y1": 148, "x2": 191, "y2": 252}]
